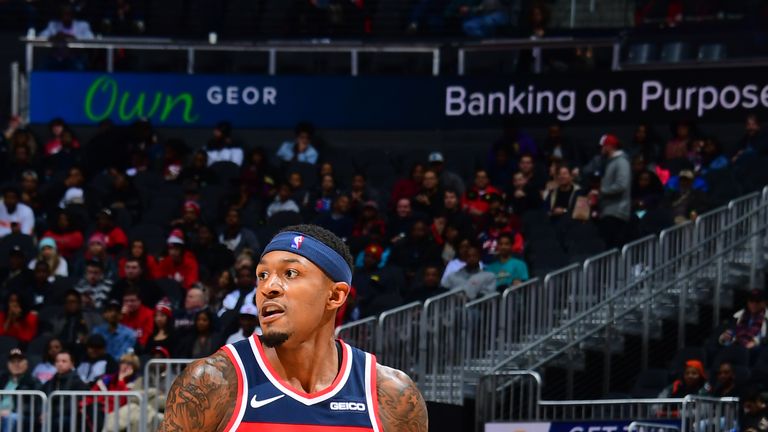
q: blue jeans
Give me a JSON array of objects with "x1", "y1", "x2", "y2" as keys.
[
  {"x1": 462, "y1": 11, "x2": 509, "y2": 37},
  {"x1": 1, "y1": 413, "x2": 18, "y2": 432}
]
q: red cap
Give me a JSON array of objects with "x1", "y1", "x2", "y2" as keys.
[
  {"x1": 183, "y1": 200, "x2": 201, "y2": 215},
  {"x1": 364, "y1": 243, "x2": 383, "y2": 261},
  {"x1": 167, "y1": 229, "x2": 185, "y2": 246},
  {"x1": 599, "y1": 134, "x2": 620, "y2": 148}
]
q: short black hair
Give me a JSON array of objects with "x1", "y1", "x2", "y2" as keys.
[
  {"x1": 294, "y1": 121, "x2": 315, "y2": 137},
  {"x1": 279, "y1": 224, "x2": 354, "y2": 274}
]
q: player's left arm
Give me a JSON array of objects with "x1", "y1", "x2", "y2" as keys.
[{"x1": 376, "y1": 364, "x2": 428, "y2": 432}]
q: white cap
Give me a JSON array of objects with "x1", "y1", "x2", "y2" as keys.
[
  {"x1": 239, "y1": 303, "x2": 258, "y2": 316},
  {"x1": 428, "y1": 151, "x2": 444, "y2": 163}
]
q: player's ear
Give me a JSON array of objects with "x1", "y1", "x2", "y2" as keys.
[{"x1": 327, "y1": 282, "x2": 350, "y2": 311}]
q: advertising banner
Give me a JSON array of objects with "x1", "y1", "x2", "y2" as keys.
[
  {"x1": 486, "y1": 420, "x2": 681, "y2": 432},
  {"x1": 30, "y1": 68, "x2": 768, "y2": 129}
]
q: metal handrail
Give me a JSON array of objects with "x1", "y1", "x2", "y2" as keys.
[
  {"x1": 490, "y1": 190, "x2": 768, "y2": 374},
  {"x1": 20, "y1": 36, "x2": 442, "y2": 76}
]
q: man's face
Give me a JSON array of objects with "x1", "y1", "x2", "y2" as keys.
[
  {"x1": 225, "y1": 210, "x2": 239, "y2": 227},
  {"x1": 256, "y1": 251, "x2": 346, "y2": 348},
  {"x1": 683, "y1": 366, "x2": 701, "y2": 388},
  {"x1": 497, "y1": 236, "x2": 512, "y2": 256},
  {"x1": 124, "y1": 261, "x2": 142, "y2": 280},
  {"x1": 351, "y1": 175, "x2": 365, "y2": 191},
  {"x1": 54, "y1": 353, "x2": 74, "y2": 374},
  {"x1": 185, "y1": 289, "x2": 205, "y2": 311},
  {"x1": 288, "y1": 173, "x2": 302, "y2": 190},
  {"x1": 717, "y1": 363, "x2": 734, "y2": 386},
  {"x1": 34, "y1": 264, "x2": 49, "y2": 283},
  {"x1": 519, "y1": 157, "x2": 533, "y2": 175},
  {"x1": 103, "y1": 308, "x2": 120, "y2": 325},
  {"x1": 513, "y1": 173, "x2": 527, "y2": 189},
  {"x1": 168, "y1": 245, "x2": 182, "y2": 260},
  {"x1": 557, "y1": 167, "x2": 572, "y2": 187},
  {"x1": 444, "y1": 191, "x2": 458, "y2": 210},
  {"x1": 123, "y1": 295, "x2": 141, "y2": 314},
  {"x1": 422, "y1": 171, "x2": 438, "y2": 190},
  {"x1": 239, "y1": 314, "x2": 258, "y2": 333},
  {"x1": 423, "y1": 267, "x2": 440, "y2": 288},
  {"x1": 236, "y1": 268, "x2": 255, "y2": 289},
  {"x1": 334, "y1": 196, "x2": 350, "y2": 214},
  {"x1": 396, "y1": 199, "x2": 411, "y2": 218},
  {"x1": 67, "y1": 168, "x2": 84, "y2": 186},
  {"x1": 410, "y1": 222, "x2": 427, "y2": 240},
  {"x1": 85, "y1": 266, "x2": 103, "y2": 285},
  {"x1": 3, "y1": 191, "x2": 18, "y2": 210},
  {"x1": 474, "y1": 171, "x2": 490, "y2": 189},
  {"x1": 7, "y1": 358, "x2": 27, "y2": 376},
  {"x1": 21, "y1": 175, "x2": 37, "y2": 193},
  {"x1": 64, "y1": 294, "x2": 80, "y2": 314},
  {"x1": 465, "y1": 247, "x2": 481, "y2": 268},
  {"x1": 296, "y1": 132, "x2": 311, "y2": 151},
  {"x1": 747, "y1": 116, "x2": 760, "y2": 136},
  {"x1": 197, "y1": 226, "x2": 213, "y2": 245}
]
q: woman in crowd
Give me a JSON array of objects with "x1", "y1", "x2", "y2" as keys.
[
  {"x1": 0, "y1": 293, "x2": 38, "y2": 344},
  {"x1": 31, "y1": 337, "x2": 63, "y2": 384},
  {"x1": 145, "y1": 301, "x2": 175, "y2": 355},
  {"x1": 659, "y1": 359, "x2": 710, "y2": 398},
  {"x1": 174, "y1": 309, "x2": 222, "y2": 359},
  {"x1": 28, "y1": 237, "x2": 68, "y2": 278}
]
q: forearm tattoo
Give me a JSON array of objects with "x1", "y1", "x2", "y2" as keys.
[
  {"x1": 376, "y1": 365, "x2": 428, "y2": 432},
  {"x1": 158, "y1": 352, "x2": 237, "y2": 432}
]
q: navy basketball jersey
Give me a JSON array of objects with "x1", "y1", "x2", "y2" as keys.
[{"x1": 220, "y1": 335, "x2": 385, "y2": 432}]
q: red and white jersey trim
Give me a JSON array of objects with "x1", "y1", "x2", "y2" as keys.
[
  {"x1": 248, "y1": 335, "x2": 354, "y2": 406},
  {"x1": 364, "y1": 353, "x2": 384, "y2": 432},
  {"x1": 221, "y1": 345, "x2": 249, "y2": 432}
]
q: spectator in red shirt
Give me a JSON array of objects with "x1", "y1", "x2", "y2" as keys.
[
  {"x1": 117, "y1": 239, "x2": 160, "y2": 280},
  {"x1": 42, "y1": 210, "x2": 84, "y2": 259},
  {"x1": 119, "y1": 288, "x2": 153, "y2": 348},
  {"x1": 0, "y1": 292, "x2": 38, "y2": 344},
  {"x1": 44, "y1": 118, "x2": 80, "y2": 156},
  {"x1": 389, "y1": 162, "x2": 425, "y2": 210},
  {"x1": 157, "y1": 229, "x2": 199, "y2": 290},
  {"x1": 462, "y1": 168, "x2": 503, "y2": 217},
  {"x1": 93, "y1": 208, "x2": 128, "y2": 256}
]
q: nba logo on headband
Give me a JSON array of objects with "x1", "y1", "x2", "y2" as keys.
[{"x1": 291, "y1": 235, "x2": 304, "y2": 250}]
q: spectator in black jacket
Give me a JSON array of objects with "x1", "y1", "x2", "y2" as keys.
[
  {"x1": 43, "y1": 351, "x2": 88, "y2": 432},
  {"x1": 75, "y1": 334, "x2": 117, "y2": 386},
  {"x1": 0, "y1": 348, "x2": 41, "y2": 431},
  {"x1": 47, "y1": 290, "x2": 101, "y2": 356},
  {"x1": 390, "y1": 219, "x2": 442, "y2": 281}
]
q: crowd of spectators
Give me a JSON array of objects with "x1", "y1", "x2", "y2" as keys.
[
  {"x1": 0, "y1": 108, "x2": 763, "y2": 426},
  {"x1": 0, "y1": 0, "x2": 762, "y2": 41}
]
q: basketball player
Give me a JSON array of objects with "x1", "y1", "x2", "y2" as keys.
[{"x1": 159, "y1": 224, "x2": 428, "y2": 431}]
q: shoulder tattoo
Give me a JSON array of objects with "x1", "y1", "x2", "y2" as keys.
[
  {"x1": 376, "y1": 365, "x2": 428, "y2": 432},
  {"x1": 158, "y1": 351, "x2": 237, "y2": 432}
]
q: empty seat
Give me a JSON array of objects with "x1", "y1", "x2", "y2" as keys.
[
  {"x1": 660, "y1": 42, "x2": 692, "y2": 63},
  {"x1": 129, "y1": 224, "x2": 167, "y2": 256},
  {"x1": 711, "y1": 344, "x2": 750, "y2": 367},
  {"x1": 631, "y1": 368, "x2": 669, "y2": 398},
  {"x1": 667, "y1": 346, "x2": 707, "y2": 374},
  {"x1": 698, "y1": 43, "x2": 727, "y2": 61},
  {"x1": 626, "y1": 43, "x2": 657, "y2": 65}
]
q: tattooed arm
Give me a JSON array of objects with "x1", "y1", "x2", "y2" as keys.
[
  {"x1": 376, "y1": 364, "x2": 428, "y2": 432},
  {"x1": 158, "y1": 351, "x2": 237, "y2": 432}
]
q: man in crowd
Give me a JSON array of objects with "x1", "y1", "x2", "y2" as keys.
[
  {"x1": 174, "y1": 287, "x2": 207, "y2": 333},
  {"x1": 485, "y1": 233, "x2": 529, "y2": 290},
  {"x1": 91, "y1": 300, "x2": 137, "y2": 361},
  {"x1": 74, "y1": 259, "x2": 113, "y2": 311},
  {"x1": 428, "y1": 151, "x2": 465, "y2": 196},
  {"x1": 120, "y1": 288, "x2": 154, "y2": 350},
  {"x1": 112, "y1": 257, "x2": 161, "y2": 308},
  {"x1": 595, "y1": 134, "x2": 631, "y2": 248},
  {"x1": 0, "y1": 348, "x2": 40, "y2": 431},
  {"x1": 43, "y1": 351, "x2": 87, "y2": 432},
  {"x1": 0, "y1": 186, "x2": 34, "y2": 237},
  {"x1": 76, "y1": 334, "x2": 117, "y2": 386},
  {"x1": 443, "y1": 243, "x2": 496, "y2": 299},
  {"x1": 224, "y1": 303, "x2": 260, "y2": 345}
]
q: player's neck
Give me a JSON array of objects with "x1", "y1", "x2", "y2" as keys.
[{"x1": 264, "y1": 328, "x2": 339, "y2": 395}]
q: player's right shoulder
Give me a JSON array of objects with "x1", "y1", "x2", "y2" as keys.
[{"x1": 158, "y1": 350, "x2": 238, "y2": 432}]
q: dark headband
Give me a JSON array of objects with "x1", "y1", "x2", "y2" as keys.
[{"x1": 260, "y1": 231, "x2": 352, "y2": 285}]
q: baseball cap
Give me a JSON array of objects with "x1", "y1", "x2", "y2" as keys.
[
  {"x1": 8, "y1": 348, "x2": 25, "y2": 360},
  {"x1": 167, "y1": 229, "x2": 185, "y2": 246},
  {"x1": 8, "y1": 245, "x2": 24, "y2": 257},
  {"x1": 599, "y1": 134, "x2": 620, "y2": 148},
  {"x1": 239, "y1": 303, "x2": 258, "y2": 317},
  {"x1": 679, "y1": 169, "x2": 695, "y2": 180},
  {"x1": 97, "y1": 208, "x2": 113, "y2": 218},
  {"x1": 363, "y1": 200, "x2": 379, "y2": 210},
  {"x1": 39, "y1": 237, "x2": 57, "y2": 251},
  {"x1": 364, "y1": 243, "x2": 384, "y2": 261},
  {"x1": 183, "y1": 201, "x2": 201, "y2": 215},
  {"x1": 105, "y1": 299, "x2": 122, "y2": 311},
  {"x1": 428, "y1": 152, "x2": 444, "y2": 163},
  {"x1": 88, "y1": 232, "x2": 107, "y2": 246}
]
